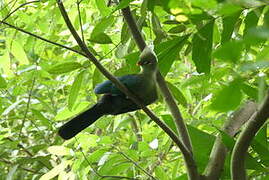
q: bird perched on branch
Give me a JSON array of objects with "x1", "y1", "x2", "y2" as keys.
[{"x1": 58, "y1": 47, "x2": 158, "y2": 140}]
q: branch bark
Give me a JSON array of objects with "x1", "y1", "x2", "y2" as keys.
[
  {"x1": 231, "y1": 91, "x2": 269, "y2": 180},
  {"x1": 203, "y1": 101, "x2": 257, "y2": 179},
  {"x1": 56, "y1": 1, "x2": 198, "y2": 178}
]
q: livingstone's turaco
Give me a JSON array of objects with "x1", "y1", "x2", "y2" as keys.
[{"x1": 58, "y1": 47, "x2": 158, "y2": 140}]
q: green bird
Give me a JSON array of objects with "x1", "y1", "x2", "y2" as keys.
[{"x1": 58, "y1": 47, "x2": 158, "y2": 140}]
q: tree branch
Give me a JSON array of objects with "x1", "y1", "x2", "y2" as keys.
[
  {"x1": 203, "y1": 101, "x2": 257, "y2": 179},
  {"x1": 56, "y1": 1, "x2": 196, "y2": 174},
  {"x1": 120, "y1": 5, "x2": 198, "y2": 179},
  {"x1": 231, "y1": 91, "x2": 269, "y2": 180}
]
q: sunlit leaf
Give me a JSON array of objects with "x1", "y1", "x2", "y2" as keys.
[{"x1": 0, "y1": 75, "x2": 7, "y2": 88}]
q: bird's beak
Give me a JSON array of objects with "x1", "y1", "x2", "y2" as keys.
[{"x1": 136, "y1": 61, "x2": 141, "y2": 66}]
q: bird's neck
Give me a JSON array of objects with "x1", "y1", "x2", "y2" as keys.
[{"x1": 141, "y1": 67, "x2": 156, "y2": 77}]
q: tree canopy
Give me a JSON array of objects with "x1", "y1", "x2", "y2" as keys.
[{"x1": 0, "y1": 0, "x2": 269, "y2": 179}]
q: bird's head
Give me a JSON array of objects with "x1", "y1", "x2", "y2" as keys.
[{"x1": 137, "y1": 47, "x2": 157, "y2": 73}]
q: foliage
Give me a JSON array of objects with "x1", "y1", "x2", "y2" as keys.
[{"x1": 0, "y1": 0, "x2": 268, "y2": 179}]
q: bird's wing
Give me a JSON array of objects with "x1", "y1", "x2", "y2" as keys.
[{"x1": 94, "y1": 74, "x2": 141, "y2": 95}]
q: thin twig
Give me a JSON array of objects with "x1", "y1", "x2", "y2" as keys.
[
  {"x1": 114, "y1": 147, "x2": 157, "y2": 180},
  {"x1": 19, "y1": 76, "x2": 36, "y2": 136},
  {"x1": 74, "y1": 138, "x2": 137, "y2": 180},
  {"x1": 76, "y1": 0, "x2": 85, "y2": 43},
  {"x1": 0, "y1": 21, "x2": 87, "y2": 57}
]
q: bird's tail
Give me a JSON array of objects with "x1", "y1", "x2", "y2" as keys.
[{"x1": 58, "y1": 104, "x2": 103, "y2": 140}]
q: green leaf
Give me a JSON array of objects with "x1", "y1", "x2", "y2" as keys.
[
  {"x1": 168, "y1": 25, "x2": 186, "y2": 34},
  {"x1": 213, "y1": 41, "x2": 243, "y2": 63},
  {"x1": 221, "y1": 11, "x2": 242, "y2": 44},
  {"x1": 152, "y1": 13, "x2": 166, "y2": 43},
  {"x1": 31, "y1": 109, "x2": 51, "y2": 127},
  {"x1": 240, "y1": 60, "x2": 269, "y2": 72},
  {"x1": 114, "y1": 0, "x2": 135, "y2": 11},
  {"x1": 48, "y1": 62, "x2": 82, "y2": 74},
  {"x1": 244, "y1": 26, "x2": 269, "y2": 45},
  {"x1": 166, "y1": 81, "x2": 187, "y2": 107},
  {"x1": 156, "y1": 36, "x2": 188, "y2": 76},
  {"x1": 251, "y1": 125, "x2": 269, "y2": 166},
  {"x1": 95, "y1": 0, "x2": 111, "y2": 16},
  {"x1": 218, "y1": 129, "x2": 267, "y2": 171},
  {"x1": 10, "y1": 41, "x2": 29, "y2": 65},
  {"x1": 121, "y1": 22, "x2": 131, "y2": 44},
  {"x1": 91, "y1": 16, "x2": 115, "y2": 37},
  {"x1": 192, "y1": 20, "x2": 214, "y2": 74},
  {"x1": 162, "y1": 115, "x2": 215, "y2": 171},
  {"x1": 243, "y1": 9, "x2": 261, "y2": 38},
  {"x1": 88, "y1": 33, "x2": 113, "y2": 44},
  {"x1": 68, "y1": 70, "x2": 85, "y2": 110},
  {"x1": 218, "y1": 3, "x2": 242, "y2": 16},
  {"x1": 54, "y1": 101, "x2": 90, "y2": 121},
  {"x1": 155, "y1": 166, "x2": 169, "y2": 180},
  {"x1": 0, "y1": 75, "x2": 7, "y2": 88},
  {"x1": 241, "y1": 83, "x2": 258, "y2": 100},
  {"x1": 92, "y1": 67, "x2": 104, "y2": 90},
  {"x1": 210, "y1": 79, "x2": 243, "y2": 112}
]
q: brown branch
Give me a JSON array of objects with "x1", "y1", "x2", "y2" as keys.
[
  {"x1": 56, "y1": 0, "x2": 194, "y2": 168},
  {"x1": 120, "y1": 4, "x2": 198, "y2": 180},
  {"x1": 231, "y1": 91, "x2": 269, "y2": 180},
  {"x1": 203, "y1": 101, "x2": 257, "y2": 179}
]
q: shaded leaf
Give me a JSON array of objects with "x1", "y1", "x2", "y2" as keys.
[
  {"x1": 48, "y1": 62, "x2": 82, "y2": 74},
  {"x1": 166, "y1": 81, "x2": 187, "y2": 107},
  {"x1": 221, "y1": 11, "x2": 242, "y2": 44},
  {"x1": 68, "y1": 70, "x2": 85, "y2": 110},
  {"x1": 114, "y1": 0, "x2": 135, "y2": 11},
  {"x1": 168, "y1": 25, "x2": 186, "y2": 34},
  {"x1": 210, "y1": 79, "x2": 243, "y2": 112},
  {"x1": 213, "y1": 41, "x2": 243, "y2": 63},
  {"x1": 241, "y1": 83, "x2": 258, "y2": 100},
  {"x1": 88, "y1": 33, "x2": 113, "y2": 44},
  {"x1": 91, "y1": 16, "x2": 114, "y2": 37},
  {"x1": 156, "y1": 36, "x2": 188, "y2": 76},
  {"x1": 192, "y1": 20, "x2": 214, "y2": 74}
]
